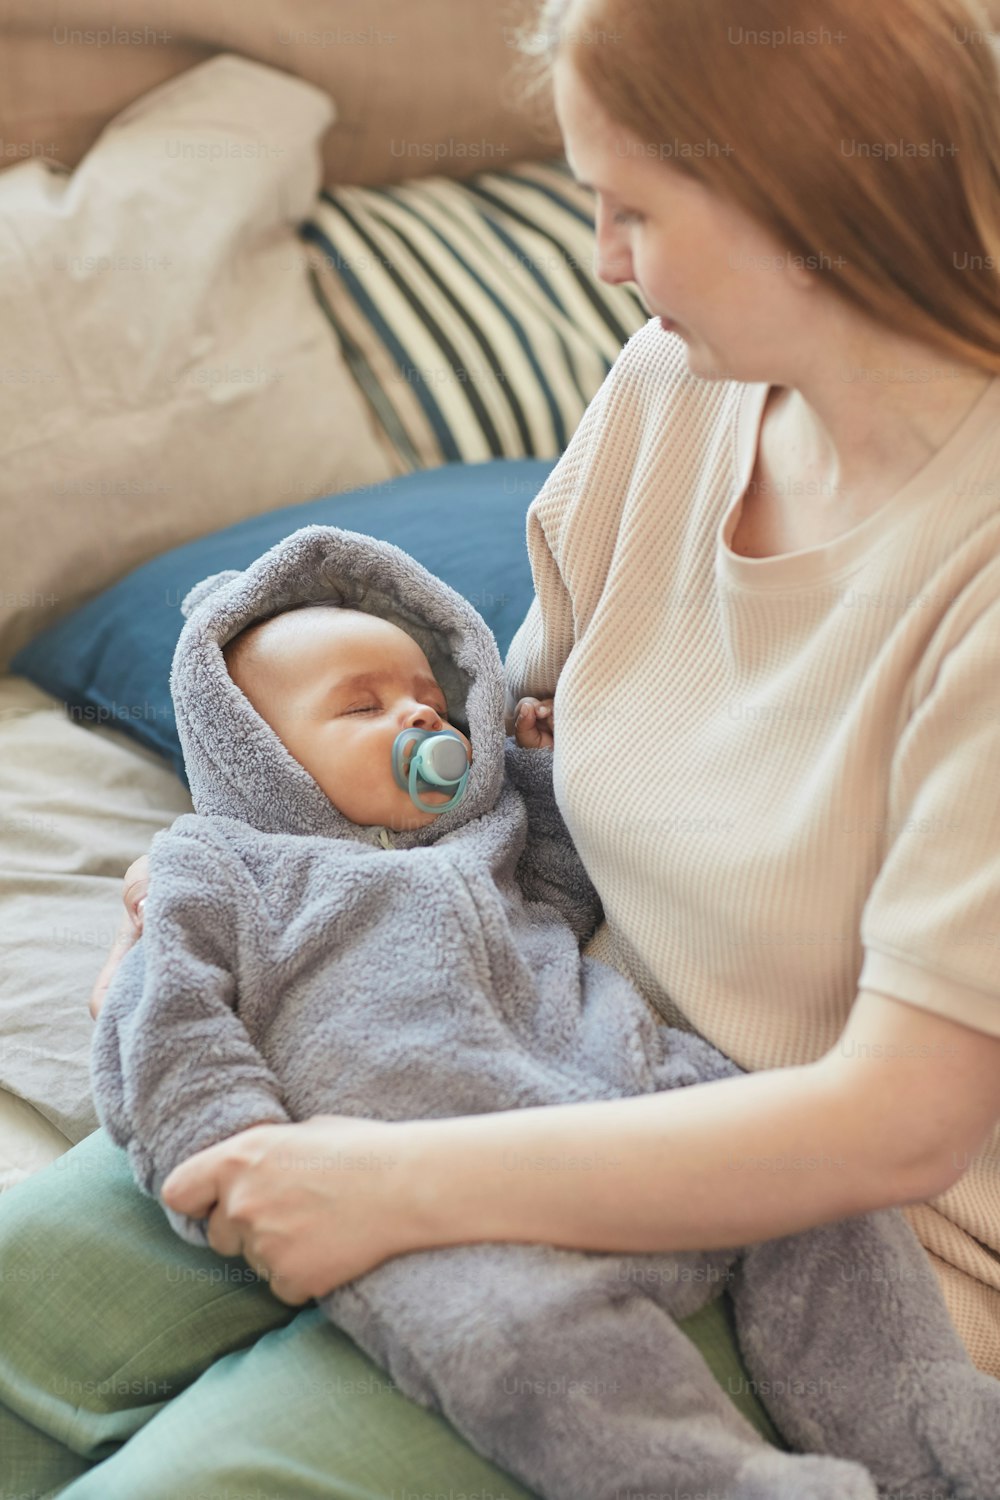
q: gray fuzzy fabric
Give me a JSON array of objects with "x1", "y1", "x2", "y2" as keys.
[{"x1": 91, "y1": 524, "x2": 1000, "y2": 1500}]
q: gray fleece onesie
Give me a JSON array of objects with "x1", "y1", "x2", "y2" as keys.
[{"x1": 91, "y1": 525, "x2": 1000, "y2": 1500}]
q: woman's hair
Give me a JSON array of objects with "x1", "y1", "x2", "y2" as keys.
[{"x1": 510, "y1": 0, "x2": 1000, "y2": 373}]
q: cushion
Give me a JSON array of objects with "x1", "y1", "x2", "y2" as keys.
[
  {"x1": 0, "y1": 0, "x2": 563, "y2": 188},
  {"x1": 12, "y1": 458, "x2": 556, "y2": 780},
  {"x1": 0, "y1": 53, "x2": 399, "y2": 670},
  {"x1": 303, "y1": 159, "x2": 649, "y2": 468}
]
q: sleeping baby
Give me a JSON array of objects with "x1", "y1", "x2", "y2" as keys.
[{"x1": 91, "y1": 523, "x2": 1000, "y2": 1500}]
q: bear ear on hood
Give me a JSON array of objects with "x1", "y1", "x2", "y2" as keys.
[{"x1": 180, "y1": 570, "x2": 244, "y2": 619}]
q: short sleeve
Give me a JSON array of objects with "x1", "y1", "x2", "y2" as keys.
[
  {"x1": 503, "y1": 318, "x2": 660, "y2": 722},
  {"x1": 859, "y1": 586, "x2": 1000, "y2": 1038}
]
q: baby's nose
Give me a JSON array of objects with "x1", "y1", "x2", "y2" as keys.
[{"x1": 405, "y1": 701, "x2": 444, "y2": 729}]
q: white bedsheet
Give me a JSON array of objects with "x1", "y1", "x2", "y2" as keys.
[
  {"x1": 0, "y1": 673, "x2": 192, "y2": 1163},
  {"x1": 0, "y1": 1087, "x2": 71, "y2": 1195}
]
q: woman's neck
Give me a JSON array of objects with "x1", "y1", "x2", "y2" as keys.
[{"x1": 775, "y1": 332, "x2": 994, "y2": 512}]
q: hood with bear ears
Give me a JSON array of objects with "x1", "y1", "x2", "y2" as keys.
[{"x1": 170, "y1": 525, "x2": 507, "y2": 850}]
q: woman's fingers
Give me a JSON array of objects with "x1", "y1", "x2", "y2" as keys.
[
  {"x1": 162, "y1": 1125, "x2": 314, "y2": 1302},
  {"x1": 161, "y1": 1116, "x2": 411, "y2": 1300},
  {"x1": 162, "y1": 1121, "x2": 287, "y2": 1219},
  {"x1": 88, "y1": 907, "x2": 140, "y2": 1020},
  {"x1": 88, "y1": 853, "x2": 152, "y2": 1019},
  {"x1": 122, "y1": 854, "x2": 151, "y2": 932}
]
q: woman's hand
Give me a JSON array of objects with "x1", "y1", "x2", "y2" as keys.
[
  {"x1": 89, "y1": 854, "x2": 151, "y2": 1020},
  {"x1": 160, "y1": 1115, "x2": 415, "y2": 1305},
  {"x1": 514, "y1": 696, "x2": 554, "y2": 750}
]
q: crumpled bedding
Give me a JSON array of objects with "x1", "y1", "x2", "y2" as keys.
[{"x1": 0, "y1": 673, "x2": 192, "y2": 1147}]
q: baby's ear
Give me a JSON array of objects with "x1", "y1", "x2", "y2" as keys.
[{"x1": 179, "y1": 570, "x2": 243, "y2": 618}]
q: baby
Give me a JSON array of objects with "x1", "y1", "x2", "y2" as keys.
[
  {"x1": 223, "y1": 602, "x2": 477, "y2": 832},
  {"x1": 223, "y1": 599, "x2": 555, "y2": 828},
  {"x1": 90, "y1": 524, "x2": 1000, "y2": 1500}
]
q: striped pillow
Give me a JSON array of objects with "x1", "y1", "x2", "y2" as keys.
[{"x1": 301, "y1": 159, "x2": 649, "y2": 470}]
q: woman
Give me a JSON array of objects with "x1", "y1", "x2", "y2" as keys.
[{"x1": 4, "y1": 0, "x2": 1000, "y2": 1494}]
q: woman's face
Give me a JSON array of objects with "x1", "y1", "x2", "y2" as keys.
[{"x1": 552, "y1": 54, "x2": 825, "y2": 388}]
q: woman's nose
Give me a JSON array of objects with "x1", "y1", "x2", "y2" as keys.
[
  {"x1": 593, "y1": 211, "x2": 633, "y2": 285},
  {"x1": 594, "y1": 245, "x2": 632, "y2": 285}
]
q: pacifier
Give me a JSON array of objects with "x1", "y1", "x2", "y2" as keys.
[{"x1": 391, "y1": 728, "x2": 471, "y2": 814}]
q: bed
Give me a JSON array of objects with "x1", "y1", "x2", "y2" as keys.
[{"x1": 0, "y1": 1, "x2": 649, "y2": 1189}]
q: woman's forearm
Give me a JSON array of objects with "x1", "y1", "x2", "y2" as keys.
[{"x1": 394, "y1": 1062, "x2": 933, "y2": 1257}]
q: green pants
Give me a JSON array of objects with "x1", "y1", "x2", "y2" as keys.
[{"x1": 0, "y1": 1128, "x2": 786, "y2": 1499}]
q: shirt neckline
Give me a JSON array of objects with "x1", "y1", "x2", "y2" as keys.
[{"x1": 718, "y1": 373, "x2": 1000, "y2": 591}]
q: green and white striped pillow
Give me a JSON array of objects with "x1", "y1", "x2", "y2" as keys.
[{"x1": 302, "y1": 159, "x2": 649, "y2": 470}]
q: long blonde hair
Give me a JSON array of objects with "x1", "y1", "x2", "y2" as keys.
[{"x1": 509, "y1": 0, "x2": 1000, "y2": 373}]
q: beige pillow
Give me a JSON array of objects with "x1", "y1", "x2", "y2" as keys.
[
  {"x1": 0, "y1": 0, "x2": 561, "y2": 188},
  {"x1": 0, "y1": 53, "x2": 399, "y2": 668}
]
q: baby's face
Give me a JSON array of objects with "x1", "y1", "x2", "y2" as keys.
[{"x1": 225, "y1": 607, "x2": 472, "y2": 832}]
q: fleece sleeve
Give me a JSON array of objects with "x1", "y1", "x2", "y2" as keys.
[
  {"x1": 859, "y1": 585, "x2": 1000, "y2": 1038},
  {"x1": 503, "y1": 736, "x2": 603, "y2": 948},
  {"x1": 90, "y1": 826, "x2": 292, "y2": 1247}
]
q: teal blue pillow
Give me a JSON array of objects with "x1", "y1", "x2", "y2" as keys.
[{"x1": 11, "y1": 458, "x2": 553, "y2": 784}]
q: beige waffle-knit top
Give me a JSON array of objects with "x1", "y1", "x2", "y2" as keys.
[{"x1": 503, "y1": 317, "x2": 1000, "y2": 1377}]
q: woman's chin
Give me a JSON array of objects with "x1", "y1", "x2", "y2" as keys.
[{"x1": 678, "y1": 338, "x2": 729, "y2": 382}]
